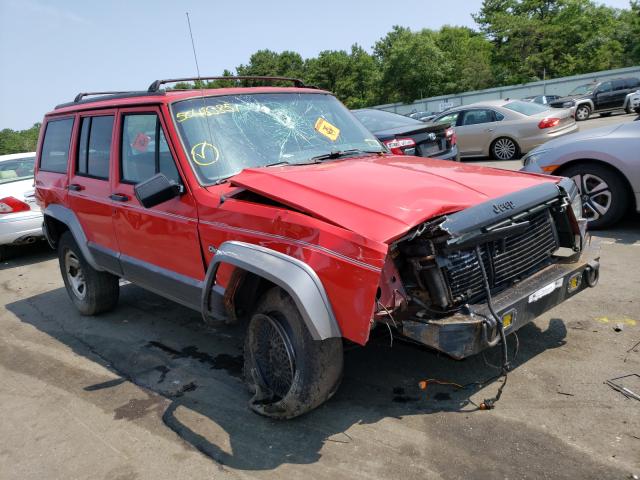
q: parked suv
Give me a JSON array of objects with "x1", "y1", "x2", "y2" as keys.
[
  {"x1": 549, "y1": 77, "x2": 640, "y2": 121},
  {"x1": 35, "y1": 77, "x2": 600, "y2": 419}
]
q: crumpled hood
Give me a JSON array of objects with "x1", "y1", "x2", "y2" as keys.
[{"x1": 229, "y1": 155, "x2": 559, "y2": 243}]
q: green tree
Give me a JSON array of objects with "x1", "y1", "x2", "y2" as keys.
[
  {"x1": 0, "y1": 124, "x2": 41, "y2": 155},
  {"x1": 236, "y1": 50, "x2": 305, "y2": 84}
]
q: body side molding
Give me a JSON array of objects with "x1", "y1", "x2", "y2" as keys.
[{"x1": 202, "y1": 241, "x2": 341, "y2": 340}]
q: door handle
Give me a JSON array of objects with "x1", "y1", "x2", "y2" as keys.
[
  {"x1": 110, "y1": 193, "x2": 129, "y2": 202},
  {"x1": 486, "y1": 128, "x2": 495, "y2": 132},
  {"x1": 68, "y1": 183, "x2": 83, "y2": 191}
]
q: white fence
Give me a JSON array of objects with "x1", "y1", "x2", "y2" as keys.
[{"x1": 374, "y1": 65, "x2": 640, "y2": 115}]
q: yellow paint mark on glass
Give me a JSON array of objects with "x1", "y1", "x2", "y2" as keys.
[
  {"x1": 191, "y1": 142, "x2": 219, "y2": 166},
  {"x1": 176, "y1": 103, "x2": 239, "y2": 123},
  {"x1": 314, "y1": 117, "x2": 340, "y2": 142}
]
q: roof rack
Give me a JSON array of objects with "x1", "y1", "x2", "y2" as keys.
[
  {"x1": 73, "y1": 91, "x2": 132, "y2": 102},
  {"x1": 147, "y1": 76, "x2": 309, "y2": 92}
]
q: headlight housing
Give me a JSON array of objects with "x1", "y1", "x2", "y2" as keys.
[
  {"x1": 570, "y1": 191, "x2": 584, "y2": 220},
  {"x1": 522, "y1": 148, "x2": 550, "y2": 168},
  {"x1": 562, "y1": 101, "x2": 574, "y2": 108}
]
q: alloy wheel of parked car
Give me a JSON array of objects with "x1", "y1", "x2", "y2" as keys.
[
  {"x1": 562, "y1": 164, "x2": 629, "y2": 229},
  {"x1": 491, "y1": 137, "x2": 519, "y2": 160},
  {"x1": 65, "y1": 250, "x2": 87, "y2": 300},
  {"x1": 575, "y1": 105, "x2": 591, "y2": 121}
]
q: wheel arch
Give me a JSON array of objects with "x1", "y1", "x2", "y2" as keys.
[
  {"x1": 43, "y1": 204, "x2": 103, "y2": 271},
  {"x1": 553, "y1": 159, "x2": 636, "y2": 211},
  {"x1": 202, "y1": 241, "x2": 341, "y2": 340}
]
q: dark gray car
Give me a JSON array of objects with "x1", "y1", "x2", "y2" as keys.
[{"x1": 521, "y1": 120, "x2": 640, "y2": 228}]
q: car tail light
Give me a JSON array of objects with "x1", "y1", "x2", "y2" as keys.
[
  {"x1": 538, "y1": 117, "x2": 561, "y2": 129},
  {"x1": 383, "y1": 137, "x2": 415, "y2": 155},
  {"x1": 0, "y1": 196, "x2": 31, "y2": 214},
  {"x1": 445, "y1": 127, "x2": 457, "y2": 146}
]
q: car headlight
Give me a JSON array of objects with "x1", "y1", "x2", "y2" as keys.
[
  {"x1": 571, "y1": 192, "x2": 584, "y2": 220},
  {"x1": 563, "y1": 101, "x2": 574, "y2": 108},
  {"x1": 522, "y1": 148, "x2": 550, "y2": 167}
]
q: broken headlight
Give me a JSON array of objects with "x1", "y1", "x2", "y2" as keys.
[{"x1": 570, "y1": 190, "x2": 584, "y2": 221}]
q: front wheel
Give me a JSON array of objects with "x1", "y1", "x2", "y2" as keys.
[
  {"x1": 575, "y1": 104, "x2": 591, "y2": 121},
  {"x1": 561, "y1": 164, "x2": 629, "y2": 229},
  {"x1": 490, "y1": 137, "x2": 519, "y2": 160},
  {"x1": 244, "y1": 287, "x2": 343, "y2": 419},
  {"x1": 58, "y1": 231, "x2": 119, "y2": 315}
]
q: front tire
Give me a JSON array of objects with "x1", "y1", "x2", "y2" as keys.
[
  {"x1": 561, "y1": 164, "x2": 629, "y2": 229},
  {"x1": 58, "y1": 231, "x2": 119, "y2": 315},
  {"x1": 490, "y1": 137, "x2": 519, "y2": 160},
  {"x1": 575, "y1": 104, "x2": 591, "y2": 121},
  {"x1": 244, "y1": 287, "x2": 343, "y2": 419}
]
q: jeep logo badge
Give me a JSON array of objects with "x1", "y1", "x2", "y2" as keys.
[{"x1": 492, "y1": 201, "x2": 515, "y2": 214}]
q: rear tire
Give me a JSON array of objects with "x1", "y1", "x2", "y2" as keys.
[
  {"x1": 243, "y1": 287, "x2": 343, "y2": 419},
  {"x1": 560, "y1": 164, "x2": 629, "y2": 229},
  {"x1": 490, "y1": 137, "x2": 519, "y2": 160},
  {"x1": 575, "y1": 104, "x2": 591, "y2": 121},
  {"x1": 58, "y1": 231, "x2": 119, "y2": 315}
]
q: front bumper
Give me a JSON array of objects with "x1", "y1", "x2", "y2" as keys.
[{"x1": 401, "y1": 241, "x2": 600, "y2": 359}]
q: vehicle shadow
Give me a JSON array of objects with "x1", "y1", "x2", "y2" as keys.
[
  {"x1": 0, "y1": 241, "x2": 54, "y2": 270},
  {"x1": 593, "y1": 212, "x2": 640, "y2": 245},
  {"x1": 5, "y1": 284, "x2": 568, "y2": 471}
]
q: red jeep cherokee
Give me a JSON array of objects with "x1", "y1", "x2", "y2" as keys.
[{"x1": 35, "y1": 77, "x2": 599, "y2": 418}]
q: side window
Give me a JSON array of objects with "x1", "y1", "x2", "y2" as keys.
[
  {"x1": 76, "y1": 115, "x2": 114, "y2": 179},
  {"x1": 121, "y1": 114, "x2": 180, "y2": 184},
  {"x1": 434, "y1": 111, "x2": 459, "y2": 126},
  {"x1": 40, "y1": 118, "x2": 74, "y2": 173},
  {"x1": 461, "y1": 109, "x2": 495, "y2": 126},
  {"x1": 598, "y1": 82, "x2": 612, "y2": 93},
  {"x1": 612, "y1": 79, "x2": 626, "y2": 91},
  {"x1": 626, "y1": 78, "x2": 640, "y2": 89},
  {"x1": 494, "y1": 111, "x2": 505, "y2": 121}
]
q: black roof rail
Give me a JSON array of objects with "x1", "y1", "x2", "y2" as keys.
[
  {"x1": 73, "y1": 91, "x2": 132, "y2": 102},
  {"x1": 148, "y1": 76, "x2": 309, "y2": 92}
]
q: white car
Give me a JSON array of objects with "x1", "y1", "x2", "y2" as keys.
[
  {"x1": 627, "y1": 90, "x2": 640, "y2": 114},
  {"x1": 0, "y1": 152, "x2": 43, "y2": 259}
]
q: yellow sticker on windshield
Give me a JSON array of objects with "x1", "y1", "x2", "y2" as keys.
[
  {"x1": 191, "y1": 141, "x2": 219, "y2": 166},
  {"x1": 314, "y1": 118, "x2": 340, "y2": 142}
]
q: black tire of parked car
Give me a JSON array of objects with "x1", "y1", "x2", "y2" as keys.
[
  {"x1": 490, "y1": 137, "x2": 520, "y2": 161},
  {"x1": 243, "y1": 287, "x2": 343, "y2": 419},
  {"x1": 559, "y1": 163, "x2": 629, "y2": 229},
  {"x1": 58, "y1": 231, "x2": 119, "y2": 315},
  {"x1": 575, "y1": 104, "x2": 591, "y2": 121}
]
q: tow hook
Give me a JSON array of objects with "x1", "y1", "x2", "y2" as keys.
[{"x1": 585, "y1": 260, "x2": 600, "y2": 288}]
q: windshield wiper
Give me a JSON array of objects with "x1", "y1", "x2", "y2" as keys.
[
  {"x1": 266, "y1": 160, "x2": 293, "y2": 167},
  {"x1": 308, "y1": 149, "x2": 382, "y2": 163}
]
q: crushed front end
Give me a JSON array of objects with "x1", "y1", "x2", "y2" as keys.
[{"x1": 375, "y1": 178, "x2": 600, "y2": 359}]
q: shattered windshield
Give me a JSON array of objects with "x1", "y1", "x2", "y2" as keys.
[{"x1": 171, "y1": 93, "x2": 383, "y2": 184}]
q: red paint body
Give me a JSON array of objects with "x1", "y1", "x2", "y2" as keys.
[{"x1": 35, "y1": 87, "x2": 560, "y2": 345}]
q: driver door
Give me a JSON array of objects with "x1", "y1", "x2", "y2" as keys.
[{"x1": 111, "y1": 107, "x2": 204, "y2": 308}]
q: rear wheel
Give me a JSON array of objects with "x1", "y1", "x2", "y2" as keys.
[
  {"x1": 243, "y1": 287, "x2": 343, "y2": 419},
  {"x1": 575, "y1": 104, "x2": 591, "y2": 121},
  {"x1": 58, "y1": 231, "x2": 119, "y2": 315},
  {"x1": 490, "y1": 137, "x2": 519, "y2": 160},
  {"x1": 561, "y1": 164, "x2": 629, "y2": 229}
]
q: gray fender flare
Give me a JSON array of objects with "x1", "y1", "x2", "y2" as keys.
[
  {"x1": 44, "y1": 204, "x2": 103, "y2": 271},
  {"x1": 575, "y1": 99, "x2": 594, "y2": 111},
  {"x1": 202, "y1": 241, "x2": 341, "y2": 340}
]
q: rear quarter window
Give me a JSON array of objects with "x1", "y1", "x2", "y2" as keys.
[{"x1": 40, "y1": 118, "x2": 74, "y2": 173}]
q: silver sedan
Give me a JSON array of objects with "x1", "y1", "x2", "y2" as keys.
[
  {"x1": 521, "y1": 120, "x2": 640, "y2": 228},
  {"x1": 430, "y1": 100, "x2": 577, "y2": 160}
]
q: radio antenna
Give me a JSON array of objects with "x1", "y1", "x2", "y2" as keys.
[{"x1": 186, "y1": 12, "x2": 202, "y2": 82}]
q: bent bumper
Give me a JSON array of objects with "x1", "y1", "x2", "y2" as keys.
[{"x1": 401, "y1": 241, "x2": 600, "y2": 359}]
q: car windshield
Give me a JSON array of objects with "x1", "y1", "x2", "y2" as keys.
[
  {"x1": 171, "y1": 93, "x2": 384, "y2": 184},
  {"x1": 0, "y1": 156, "x2": 35, "y2": 184},
  {"x1": 503, "y1": 101, "x2": 549, "y2": 116},
  {"x1": 352, "y1": 109, "x2": 424, "y2": 131},
  {"x1": 568, "y1": 84, "x2": 594, "y2": 96}
]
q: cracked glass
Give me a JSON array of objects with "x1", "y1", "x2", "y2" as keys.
[{"x1": 171, "y1": 93, "x2": 383, "y2": 184}]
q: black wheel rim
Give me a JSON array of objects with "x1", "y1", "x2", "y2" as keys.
[{"x1": 251, "y1": 313, "x2": 296, "y2": 399}]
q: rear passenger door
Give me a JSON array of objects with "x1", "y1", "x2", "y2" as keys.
[
  {"x1": 111, "y1": 107, "x2": 204, "y2": 308},
  {"x1": 67, "y1": 111, "x2": 120, "y2": 268}
]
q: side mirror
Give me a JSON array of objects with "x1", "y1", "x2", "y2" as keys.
[{"x1": 134, "y1": 173, "x2": 181, "y2": 208}]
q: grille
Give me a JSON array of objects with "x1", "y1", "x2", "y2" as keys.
[{"x1": 444, "y1": 209, "x2": 558, "y2": 304}]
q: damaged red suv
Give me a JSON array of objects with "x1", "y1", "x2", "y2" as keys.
[{"x1": 35, "y1": 77, "x2": 600, "y2": 418}]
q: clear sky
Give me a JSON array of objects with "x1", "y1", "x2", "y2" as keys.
[{"x1": 0, "y1": 0, "x2": 632, "y2": 130}]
